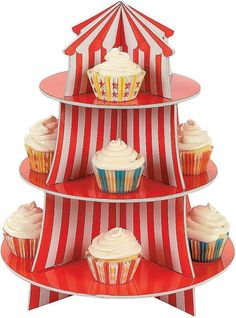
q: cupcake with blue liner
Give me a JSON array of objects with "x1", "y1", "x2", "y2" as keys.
[
  {"x1": 187, "y1": 203, "x2": 230, "y2": 262},
  {"x1": 92, "y1": 139, "x2": 145, "y2": 193}
]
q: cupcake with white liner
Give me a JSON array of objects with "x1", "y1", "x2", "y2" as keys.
[
  {"x1": 25, "y1": 116, "x2": 58, "y2": 173},
  {"x1": 86, "y1": 227, "x2": 142, "y2": 284},
  {"x1": 178, "y1": 120, "x2": 213, "y2": 175},
  {"x1": 92, "y1": 139, "x2": 145, "y2": 193},
  {"x1": 187, "y1": 203, "x2": 230, "y2": 262},
  {"x1": 87, "y1": 48, "x2": 146, "y2": 102},
  {"x1": 3, "y1": 202, "x2": 43, "y2": 259}
]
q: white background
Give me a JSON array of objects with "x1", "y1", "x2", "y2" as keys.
[{"x1": 0, "y1": 0, "x2": 235, "y2": 317}]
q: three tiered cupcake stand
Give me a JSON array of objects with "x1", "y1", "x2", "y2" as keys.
[{"x1": 1, "y1": 2, "x2": 234, "y2": 316}]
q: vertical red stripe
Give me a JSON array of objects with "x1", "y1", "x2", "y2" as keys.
[
  {"x1": 120, "y1": 203, "x2": 126, "y2": 228},
  {"x1": 185, "y1": 289, "x2": 195, "y2": 315},
  {"x1": 47, "y1": 104, "x2": 65, "y2": 185},
  {"x1": 92, "y1": 202, "x2": 101, "y2": 238},
  {"x1": 96, "y1": 109, "x2": 105, "y2": 150},
  {"x1": 73, "y1": 53, "x2": 83, "y2": 95},
  {"x1": 79, "y1": 108, "x2": 92, "y2": 176},
  {"x1": 158, "y1": 108, "x2": 169, "y2": 184},
  {"x1": 156, "y1": 55, "x2": 163, "y2": 96},
  {"x1": 133, "y1": 203, "x2": 141, "y2": 242},
  {"x1": 32, "y1": 194, "x2": 55, "y2": 272},
  {"x1": 49, "y1": 291, "x2": 59, "y2": 303},
  {"x1": 121, "y1": 110, "x2": 128, "y2": 142},
  {"x1": 55, "y1": 199, "x2": 71, "y2": 265},
  {"x1": 168, "y1": 294, "x2": 177, "y2": 307},
  {"x1": 161, "y1": 201, "x2": 173, "y2": 269},
  {"x1": 133, "y1": 110, "x2": 140, "y2": 152},
  {"x1": 170, "y1": 105, "x2": 184, "y2": 189},
  {"x1": 110, "y1": 110, "x2": 118, "y2": 139},
  {"x1": 64, "y1": 107, "x2": 79, "y2": 180},
  {"x1": 176, "y1": 197, "x2": 194, "y2": 277},
  {"x1": 108, "y1": 204, "x2": 116, "y2": 229},
  {"x1": 28, "y1": 285, "x2": 40, "y2": 310},
  {"x1": 73, "y1": 201, "x2": 86, "y2": 260},
  {"x1": 145, "y1": 109, "x2": 155, "y2": 179},
  {"x1": 147, "y1": 202, "x2": 156, "y2": 262}
]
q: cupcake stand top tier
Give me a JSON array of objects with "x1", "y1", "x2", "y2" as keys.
[
  {"x1": 40, "y1": 72, "x2": 200, "y2": 109},
  {"x1": 1, "y1": 2, "x2": 234, "y2": 316}
]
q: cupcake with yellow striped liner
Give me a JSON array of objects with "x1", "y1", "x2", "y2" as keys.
[
  {"x1": 178, "y1": 120, "x2": 213, "y2": 175},
  {"x1": 87, "y1": 48, "x2": 146, "y2": 102},
  {"x1": 86, "y1": 227, "x2": 142, "y2": 284},
  {"x1": 3, "y1": 201, "x2": 43, "y2": 259},
  {"x1": 25, "y1": 116, "x2": 58, "y2": 174},
  {"x1": 187, "y1": 203, "x2": 230, "y2": 262},
  {"x1": 92, "y1": 139, "x2": 145, "y2": 193}
]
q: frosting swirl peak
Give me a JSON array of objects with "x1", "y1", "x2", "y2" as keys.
[
  {"x1": 178, "y1": 120, "x2": 212, "y2": 151},
  {"x1": 92, "y1": 139, "x2": 145, "y2": 170},
  {"x1": 3, "y1": 202, "x2": 43, "y2": 239},
  {"x1": 24, "y1": 116, "x2": 58, "y2": 152},
  {"x1": 92, "y1": 48, "x2": 144, "y2": 76},
  {"x1": 88, "y1": 227, "x2": 142, "y2": 260},
  {"x1": 187, "y1": 203, "x2": 230, "y2": 243}
]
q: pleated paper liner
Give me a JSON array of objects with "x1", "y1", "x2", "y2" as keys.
[
  {"x1": 93, "y1": 165, "x2": 144, "y2": 193},
  {"x1": 3, "y1": 230, "x2": 38, "y2": 259},
  {"x1": 188, "y1": 234, "x2": 228, "y2": 262},
  {"x1": 87, "y1": 70, "x2": 146, "y2": 102},
  {"x1": 25, "y1": 144, "x2": 54, "y2": 174},
  {"x1": 86, "y1": 252, "x2": 142, "y2": 284},
  {"x1": 180, "y1": 146, "x2": 213, "y2": 176}
]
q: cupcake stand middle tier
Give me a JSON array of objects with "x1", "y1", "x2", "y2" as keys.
[{"x1": 1, "y1": 71, "x2": 234, "y2": 316}]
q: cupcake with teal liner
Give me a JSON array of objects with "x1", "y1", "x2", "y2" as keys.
[
  {"x1": 187, "y1": 203, "x2": 230, "y2": 262},
  {"x1": 92, "y1": 139, "x2": 145, "y2": 193},
  {"x1": 87, "y1": 48, "x2": 146, "y2": 102}
]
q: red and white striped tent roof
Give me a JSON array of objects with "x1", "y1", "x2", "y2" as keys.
[{"x1": 64, "y1": 2, "x2": 175, "y2": 98}]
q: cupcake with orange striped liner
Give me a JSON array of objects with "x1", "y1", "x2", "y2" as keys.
[
  {"x1": 24, "y1": 116, "x2": 58, "y2": 174},
  {"x1": 178, "y1": 120, "x2": 213, "y2": 175},
  {"x1": 86, "y1": 227, "x2": 142, "y2": 284},
  {"x1": 3, "y1": 201, "x2": 43, "y2": 259},
  {"x1": 187, "y1": 203, "x2": 230, "y2": 262},
  {"x1": 87, "y1": 48, "x2": 146, "y2": 102},
  {"x1": 92, "y1": 139, "x2": 145, "y2": 193}
]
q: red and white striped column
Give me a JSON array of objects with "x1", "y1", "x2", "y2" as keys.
[{"x1": 47, "y1": 104, "x2": 184, "y2": 189}]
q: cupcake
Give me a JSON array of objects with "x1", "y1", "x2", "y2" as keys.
[
  {"x1": 3, "y1": 202, "x2": 43, "y2": 258},
  {"x1": 86, "y1": 227, "x2": 142, "y2": 284},
  {"x1": 187, "y1": 203, "x2": 229, "y2": 262},
  {"x1": 87, "y1": 48, "x2": 146, "y2": 102},
  {"x1": 92, "y1": 139, "x2": 145, "y2": 193},
  {"x1": 25, "y1": 116, "x2": 58, "y2": 174},
  {"x1": 178, "y1": 120, "x2": 213, "y2": 175}
]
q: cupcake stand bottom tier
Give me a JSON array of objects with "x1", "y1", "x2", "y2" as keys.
[{"x1": 1, "y1": 239, "x2": 234, "y2": 315}]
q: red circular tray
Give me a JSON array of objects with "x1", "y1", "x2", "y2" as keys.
[
  {"x1": 40, "y1": 72, "x2": 200, "y2": 109},
  {"x1": 20, "y1": 159, "x2": 217, "y2": 202},
  {"x1": 1, "y1": 239, "x2": 234, "y2": 297}
]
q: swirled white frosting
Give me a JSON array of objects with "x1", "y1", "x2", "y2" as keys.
[
  {"x1": 88, "y1": 227, "x2": 142, "y2": 260},
  {"x1": 3, "y1": 202, "x2": 43, "y2": 239},
  {"x1": 24, "y1": 116, "x2": 58, "y2": 152},
  {"x1": 187, "y1": 203, "x2": 230, "y2": 243},
  {"x1": 92, "y1": 48, "x2": 144, "y2": 76},
  {"x1": 92, "y1": 139, "x2": 145, "y2": 170},
  {"x1": 178, "y1": 120, "x2": 212, "y2": 151}
]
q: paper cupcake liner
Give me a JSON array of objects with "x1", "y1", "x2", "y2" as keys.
[
  {"x1": 86, "y1": 252, "x2": 142, "y2": 284},
  {"x1": 93, "y1": 165, "x2": 144, "y2": 193},
  {"x1": 3, "y1": 231, "x2": 38, "y2": 259},
  {"x1": 25, "y1": 144, "x2": 54, "y2": 174},
  {"x1": 188, "y1": 234, "x2": 228, "y2": 262},
  {"x1": 87, "y1": 70, "x2": 146, "y2": 102},
  {"x1": 180, "y1": 147, "x2": 212, "y2": 176}
]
